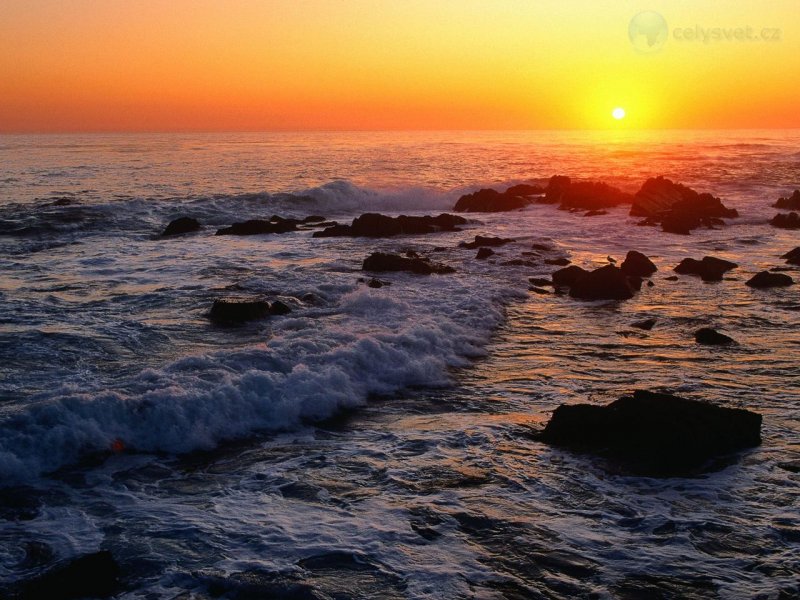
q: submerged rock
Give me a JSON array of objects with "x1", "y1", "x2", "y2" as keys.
[
  {"x1": 538, "y1": 390, "x2": 762, "y2": 476},
  {"x1": 774, "y1": 190, "x2": 800, "y2": 210},
  {"x1": 269, "y1": 300, "x2": 292, "y2": 315},
  {"x1": 770, "y1": 212, "x2": 800, "y2": 229},
  {"x1": 161, "y1": 216, "x2": 201, "y2": 236},
  {"x1": 745, "y1": 271, "x2": 794, "y2": 288},
  {"x1": 216, "y1": 219, "x2": 298, "y2": 236},
  {"x1": 544, "y1": 257, "x2": 571, "y2": 266},
  {"x1": 568, "y1": 265, "x2": 639, "y2": 301},
  {"x1": 475, "y1": 247, "x2": 494, "y2": 259},
  {"x1": 620, "y1": 250, "x2": 657, "y2": 277},
  {"x1": 313, "y1": 213, "x2": 466, "y2": 237},
  {"x1": 459, "y1": 235, "x2": 514, "y2": 249},
  {"x1": 674, "y1": 256, "x2": 737, "y2": 281},
  {"x1": 362, "y1": 252, "x2": 454, "y2": 275},
  {"x1": 453, "y1": 188, "x2": 531, "y2": 212},
  {"x1": 8, "y1": 550, "x2": 120, "y2": 599},
  {"x1": 631, "y1": 318, "x2": 657, "y2": 331},
  {"x1": 209, "y1": 299, "x2": 271, "y2": 323},
  {"x1": 782, "y1": 247, "x2": 800, "y2": 265},
  {"x1": 695, "y1": 327, "x2": 736, "y2": 345}
]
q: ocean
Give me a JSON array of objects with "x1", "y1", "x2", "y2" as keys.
[{"x1": 1, "y1": 130, "x2": 798, "y2": 598}]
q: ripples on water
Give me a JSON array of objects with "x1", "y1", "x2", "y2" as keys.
[{"x1": 0, "y1": 131, "x2": 798, "y2": 598}]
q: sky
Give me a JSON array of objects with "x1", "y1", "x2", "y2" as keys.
[{"x1": 0, "y1": 0, "x2": 798, "y2": 132}]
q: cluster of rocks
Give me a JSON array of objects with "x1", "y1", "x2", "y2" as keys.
[
  {"x1": 774, "y1": 190, "x2": 800, "y2": 210},
  {"x1": 547, "y1": 250, "x2": 655, "y2": 301},
  {"x1": 673, "y1": 256, "x2": 737, "y2": 281},
  {"x1": 545, "y1": 176, "x2": 632, "y2": 210},
  {"x1": 216, "y1": 215, "x2": 326, "y2": 236},
  {"x1": 312, "y1": 213, "x2": 466, "y2": 238},
  {"x1": 362, "y1": 251, "x2": 455, "y2": 275},
  {"x1": 632, "y1": 176, "x2": 739, "y2": 234},
  {"x1": 453, "y1": 187, "x2": 541, "y2": 213},
  {"x1": 208, "y1": 298, "x2": 292, "y2": 324},
  {"x1": 770, "y1": 212, "x2": 800, "y2": 229},
  {"x1": 783, "y1": 247, "x2": 800, "y2": 266}
]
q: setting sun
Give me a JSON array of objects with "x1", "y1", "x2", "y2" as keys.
[{"x1": 612, "y1": 107, "x2": 626, "y2": 120}]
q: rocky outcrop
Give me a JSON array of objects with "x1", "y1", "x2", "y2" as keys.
[
  {"x1": 505, "y1": 183, "x2": 545, "y2": 197},
  {"x1": 545, "y1": 176, "x2": 632, "y2": 210},
  {"x1": 6, "y1": 550, "x2": 121, "y2": 599},
  {"x1": 674, "y1": 256, "x2": 737, "y2": 281},
  {"x1": 774, "y1": 190, "x2": 800, "y2": 210},
  {"x1": 161, "y1": 216, "x2": 201, "y2": 236},
  {"x1": 620, "y1": 251, "x2": 657, "y2": 277},
  {"x1": 537, "y1": 390, "x2": 762, "y2": 476},
  {"x1": 745, "y1": 271, "x2": 794, "y2": 288},
  {"x1": 362, "y1": 252, "x2": 454, "y2": 275},
  {"x1": 770, "y1": 212, "x2": 800, "y2": 229},
  {"x1": 782, "y1": 247, "x2": 800, "y2": 266},
  {"x1": 631, "y1": 318, "x2": 657, "y2": 330},
  {"x1": 216, "y1": 219, "x2": 298, "y2": 236},
  {"x1": 209, "y1": 299, "x2": 271, "y2": 323},
  {"x1": 459, "y1": 235, "x2": 514, "y2": 249},
  {"x1": 695, "y1": 327, "x2": 736, "y2": 345},
  {"x1": 453, "y1": 188, "x2": 531, "y2": 212},
  {"x1": 313, "y1": 213, "x2": 466, "y2": 237},
  {"x1": 475, "y1": 248, "x2": 494, "y2": 259},
  {"x1": 551, "y1": 265, "x2": 588, "y2": 287},
  {"x1": 632, "y1": 177, "x2": 738, "y2": 234},
  {"x1": 568, "y1": 265, "x2": 640, "y2": 300}
]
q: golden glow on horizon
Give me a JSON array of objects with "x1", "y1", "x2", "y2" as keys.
[{"x1": 0, "y1": 1, "x2": 798, "y2": 132}]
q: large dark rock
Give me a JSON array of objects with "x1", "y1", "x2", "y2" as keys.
[
  {"x1": 745, "y1": 271, "x2": 794, "y2": 288},
  {"x1": 620, "y1": 250, "x2": 657, "y2": 277},
  {"x1": 770, "y1": 212, "x2": 800, "y2": 229},
  {"x1": 695, "y1": 327, "x2": 736, "y2": 345},
  {"x1": 312, "y1": 213, "x2": 466, "y2": 238},
  {"x1": 459, "y1": 235, "x2": 514, "y2": 249},
  {"x1": 362, "y1": 252, "x2": 454, "y2": 275},
  {"x1": 632, "y1": 177, "x2": 738, "y2": 233},
  {"x1": 505, "y1": 183, "x2": 545, "y2": 197},
  {"x1": 8, "y1": 550, "x2": 121, "y2": 599},
  {"x1": 216, "y1": 219, "x2": 298, "y2": 236},
  {"x1": 538, "y1": 390, "x2": 762, "y2": 476},
  {"x1": 453, "y1": 188, "x2": 531, "y2": 212},
  {"x1": 551, "y1": 265, "x2": 588, "y2": 287},
  {"x1": 568, "y1": 265, "x2": 638, "y2": 300},
  {"x1": 674, "y1": 256, "x2": 738, "y2": 281},
  {"x1": 545, "y1": 176, "x2": 632, "y2": 210},
  {"x1": 774, "y1": 190, "x2": 800, "y2": 210},
  {"x1": 782, "y1": 247, "x2": 800, "y2": 265},
  {"x1": 209, "y1": 299, "x2": 271, "y2": 323},
  {"x1": 161, "y1": 216, "x2": 201, "y2": 236},
  {"x1": 475, "y1": 248, "x2": 494, "y2": 259}
]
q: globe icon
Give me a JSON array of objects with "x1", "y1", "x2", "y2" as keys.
[{"x1": 628, "y1": 11, "x2": 668, "y2": 54}]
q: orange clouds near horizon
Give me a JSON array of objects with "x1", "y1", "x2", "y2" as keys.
[{"x1": 1, "y1": 0, "x2": 798, "y2": 133}]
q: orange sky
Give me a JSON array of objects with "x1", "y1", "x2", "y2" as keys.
[{"x1": 1, "y1": 1, "x2": 798, "y2": 132}]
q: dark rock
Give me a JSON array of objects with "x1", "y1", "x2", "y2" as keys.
[
  {"x1": 453, "y1": 188, "x2": 530, "y2": 212},
  {"x1": 209, "y1": 299, "x2": 271, "y2": 323},
  {"x1": 551, "y1": 265, "x2": 588, "y2": 287},
  {"x1": 216, "y1": 219, "x2": 298, "y2": 236},
  {"x1": 782, "y1": 247, "x2": 800, "y2": 265},
  {"x1": 745, "y1": 271, "x2": 794, "y2": 288},
  {"x1": 538, "y1": 390, "x2": 762, "y2": 476},
  {"x1": 774, "y1": 190, "x2": 800, "y2": 210},
  {"x1": 584, "y1": 209, "x2": 608, "y2": 217},
  {"x1": 313, "y1": 213, "x2": 466, "y2": 237},
  {"x1": 528, "y1": 277, "x2": 552, "y2": 287},
  {"x1": 631, "y1": 318, "x2": 657, "y2": 330},
  {"x1": 545, "y1": 257, "x2": 570, "y2": 266},
  {"x1": 620, "y1": 250, "x2": 657, "y2": 277},
  {"x1": 362, "y1": 252, "x2": 454, "y2": 275},
  {"x1": 460, "y1": 235, "x2": 514, "y2": 249},
  {"x1": 770, "y1": 212, "x2": 800, "y2": 229},
  {"x1": 674, "y1": 256, "x2": 738, "y2": 281},
  {"x1": 631, "y1": 177, "x2": 737, "y2": 233},
  {"x1": 545, "y1": 176, "x2": 632, "y2": 210},
  {"x1": 161, "y1": 216, "x2": 201, "y2": 236},
  {"x1": 568, "y1": 265, "x2": 637, "y2": 301},
  {"x1": 505, "y1": 183, "x2": 545, "y2": 197},
  {"x1": 49, "y1": 197, "x2": 76, "y2": 207},
  {"x1": 9, "y1": 550, "x2": 120, "y2": 599},
  {"x1": 302, "y1": 215, "x2": 326, "y2": 223},
  {"x1": 647, "y1": 280, "x2": 655, "y2": 287},
  {"x1": 695, "y1": 327, "x2": 736, "y2": 345},
  {"x1": 500, "y1": 259, "x2": 537, "y2": 267},
  {"x1": 367, "y1": 278, "x2": 389, "y2": 288},
  {"x1": 475, "y1": 248, "x2": 494, "y2": 259},
  {"x1": 529, "y1": 287, "x2": 550, "y2": 294},
  {"x1": 269, "y1": 300, "x2": 292, "y2": 315}
]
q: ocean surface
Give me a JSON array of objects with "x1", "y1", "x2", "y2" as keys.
[{"x1": 0, "y1": 130, "x2": 798, "y2": 598}]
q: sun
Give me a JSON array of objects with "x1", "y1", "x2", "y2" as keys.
[{"x1": 612, "y1": 107, "x2": 626, "y2": 120}]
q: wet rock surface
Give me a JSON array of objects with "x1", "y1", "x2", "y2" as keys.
[{"x1": 313, "y1": 213, "x2": 466, "y2": 237}]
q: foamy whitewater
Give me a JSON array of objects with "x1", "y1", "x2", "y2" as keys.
[{"x1": 0, "y1": 131, "x2": 798, "y2": 598}]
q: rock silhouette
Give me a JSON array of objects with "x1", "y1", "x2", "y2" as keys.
[
  {"x1": 313, "y1": 213, "x2": 466, "y2": 237},
  {"x1": 568, "y1": 265, "x2": 639, "y2": 301},
  {"x1": 695, "y1": 327, "x2": 736, "y2": 345},
  {"x1": 770, "y1": 212, "x2": 800, "y2": 229},
  {"x1": 161, "y1": 216, "x2": 201, "y2": 236},
  {"x1": 774, "y1": 190, "x2": 800, "y2": 210},
  {"x1": 745, "y1": 271, "x2": 794, "y2": 288},
  {"x1": 620, "y1": 250, "x2": 657, "y2": 277},
  {"x1": 209, "y1": 299, "x2": 271, "y2": 323},
  {"x1": 362, "y1": 252, "x2": 455, "y2": 275},
  {"x1": 674, "y1": 256, "x2": 737, "y2": 281},
  {"x1": 453, "y1": 188, "x2": 532, "y2": 212}
]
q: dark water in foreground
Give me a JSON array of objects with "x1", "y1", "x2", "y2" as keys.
[{"x1": 0, "y1": 131, "x2": 798, "y2": 598}]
